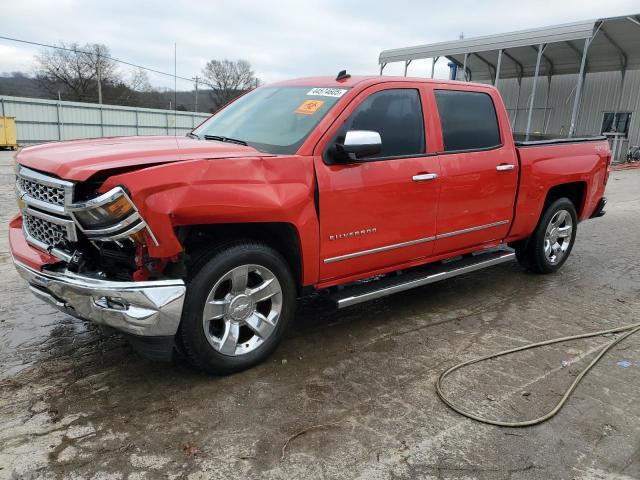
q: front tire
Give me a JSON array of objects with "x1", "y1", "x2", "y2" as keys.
[
  {"x1": 515, "y1": 198, "x2": 578, "y2": 274},
  {"x1": 179, "y1": 241, "x2": 296, "y2": 375}
]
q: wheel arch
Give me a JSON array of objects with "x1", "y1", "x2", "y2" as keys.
[
  {"x1": 178, "y1": 222, "x2": 305, "y2": 293},
  {"x1": 543, "y1": 182, "x2": 587, "y2": 218}
]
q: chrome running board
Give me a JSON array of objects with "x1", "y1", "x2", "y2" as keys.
[{"x1": 330, "y1": 249, "x2": 515, "y2": 309}]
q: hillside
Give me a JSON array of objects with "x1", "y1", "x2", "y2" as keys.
[{"x1": 0, "y1": 73, "x2": 216, "y2": 112}]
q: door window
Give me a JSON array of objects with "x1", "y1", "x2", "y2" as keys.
[
  {"x1": 435, "y1": 90, "x2": 501, "y2": 152},
  {"x1": 333, "y1": 89, "x2": 425, "y2": 159}
]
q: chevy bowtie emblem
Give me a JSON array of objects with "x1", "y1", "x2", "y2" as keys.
[{"x1": 329, "y1": 228, "x2": 377, "y2": 241}]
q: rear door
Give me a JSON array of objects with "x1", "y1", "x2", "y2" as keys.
[
  {"x1": 314, "y1": 83, "x2": 441, "y2": 283},
  {"x1": 430, "y1": 87, "x2": 518, "y2": 255}
]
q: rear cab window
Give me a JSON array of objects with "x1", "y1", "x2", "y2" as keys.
[{"x1": 434, "y1": 90, "x2": 501, "y2": 152}]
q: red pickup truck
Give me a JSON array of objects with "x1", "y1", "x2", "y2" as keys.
[{"x1": 11, "y1": 74, "x2": 610, "y2": 374}]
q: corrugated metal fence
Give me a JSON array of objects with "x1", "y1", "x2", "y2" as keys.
[
  {"x1": 496, "y1": 70, "x2": 640, "y2": 162},
  {"x1": 0, "y1": 95, "x2": 210, "y2": 145}
]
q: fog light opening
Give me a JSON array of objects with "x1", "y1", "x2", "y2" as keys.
[{"x1": 95, "y1": 296, "x2": 129, "y2": 311}]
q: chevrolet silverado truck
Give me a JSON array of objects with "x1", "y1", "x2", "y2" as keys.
[{"x1": 10, "y1": 74, "x2": 610, "y2": 374}]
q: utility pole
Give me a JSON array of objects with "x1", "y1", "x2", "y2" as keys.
[
  {"x1": 174, "y1": 43, "x2": 177, "y2": 135},
  {"x1": 194, "y1": 76, "x2": 199, "y2": 112},
  {"x1": 97, "y1": 50, "x2": 103, "y2": 104},
  {"x1": 57, "y1": 91, "x2": 63, "y2": 141}
]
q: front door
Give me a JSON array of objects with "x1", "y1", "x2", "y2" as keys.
[
  {"x1": 315, "y1": 84, "x2": 441, "y2": 283},
  {"x1": 430, "y1": 88, "x2": 518, "y2": 255}
]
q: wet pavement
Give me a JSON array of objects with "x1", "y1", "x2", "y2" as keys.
[{"x1": 0, "y1": 149, "x2": 639, "y2": 479}]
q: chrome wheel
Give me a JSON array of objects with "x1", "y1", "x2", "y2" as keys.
[
  {"x1": 544, "y1": 209, "x2": 573, "y2": 264},
  {"x1": 202, "y1": 264, "x2": 283, "y2": 356}
]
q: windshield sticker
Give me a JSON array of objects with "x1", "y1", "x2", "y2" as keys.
[
  {"x1": 307, "y1": 87, "x2": 348, "y2": 98},
  {"x1": 295, "y1": 99, "x2": 325, "y2": 115}
]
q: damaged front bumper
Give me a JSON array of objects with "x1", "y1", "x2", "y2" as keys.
[{"x1": 13, "y1": 259, "x2": 186, "y2": 338}]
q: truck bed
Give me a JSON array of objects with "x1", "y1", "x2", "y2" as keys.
[{"x1": 506, "y1": 134, "x2": 610, "y2": 244}]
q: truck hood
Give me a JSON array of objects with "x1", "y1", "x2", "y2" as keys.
[{"x1": 16, "y1": 136, "x2": 272, "y2": 181}]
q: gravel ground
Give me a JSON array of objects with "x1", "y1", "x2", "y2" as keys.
[{"x1": 0, "y1": 149, "x2": 638, "y2": 480}]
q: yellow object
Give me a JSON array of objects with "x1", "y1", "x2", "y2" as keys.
[
  {"x1": 295, "y1": 100, "x2": 324, "y2": 115},
  {"x1": 104, "y1": 195, "x2": 134, "y2": 218},
  {"x1": 0, "y1": 117, "x2": 17, "y2": 150}
]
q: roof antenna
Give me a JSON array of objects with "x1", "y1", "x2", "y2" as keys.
[{"x1": 336, "y1": 70, "x2": 351, "y2": 81}]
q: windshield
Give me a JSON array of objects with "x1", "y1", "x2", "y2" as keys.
[{"x1": 193, "y1": 86, "x2": 349, "y2": 154}]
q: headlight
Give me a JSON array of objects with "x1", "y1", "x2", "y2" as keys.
[
  {"x1": 68, "y1": 187, "x2": 156, "y2": 245},
  {"x1": 73, "y1": 193, "x2": 135, "y2": 229}
]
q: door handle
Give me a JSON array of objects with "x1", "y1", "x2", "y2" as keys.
[
  {"x1": 412, "y1": 173, "x2": 438, "y2": 182},
  {"x1": 496, "y1": 164, "x2": 515, "y2": 171}
]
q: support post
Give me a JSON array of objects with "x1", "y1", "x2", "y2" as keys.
[
  {"x1": 616, "y1": 69, "x2": 627, "y2": 114},
  {"x1": 494, "y1": 49, "x2": 503, "y2": 88},
  {"x1": 473, "y1": 53, "x2": 496, "y2": 84},
  {"x1": 461, "y1": 53, "x2": 468, "y2": 81},
  {"x1": 404, "y1": 60, "x2": 412, "y2": 77},
  {"x1": 512, "y1": 77, "x2": 521, "y2": 130},
  {"x1": 612, "y1": 69, "x2": 628, "y2": 162},
  {"x1": 569, "y1": 38, "x2": 591, "y2": 137},
  {"x1": 99, "y1": 105, "x2": 104, "y2": 138},
  {"x1": 525, "y1": 43, "x2": 545, "y2": 140},
  {"x1": 431, "y1": 56, "x2": 439, "y2": 79},
  {"x1": 612, "y1": 135, "x2": 620, "y2": 162},
  {"x1": 543, "y1": 76, "x2": 552, "y2": 134},
  {"x1": 167, "y1": 104, "x2": 171, "y2": 135},
  {"x1": 97, "y1": 52, "x2": 103, "y2": 105},
  {"x1": 503, "y1": 51, "x2": 524, "y2": 78},
  {"x1": 194, "y1": 76, "x2": 199, "y2": 112},
  {"x1": 379, "y1": 63, "x2": 386, "y2": 76},
  {"x1": 174, "y1": 43, "x2": 177, "y2": 136}
]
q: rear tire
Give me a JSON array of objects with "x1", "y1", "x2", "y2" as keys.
[
  {"x1": 515, "y1": 198, "x2": 577, "y2": 274},
  {"x1": 179, "y1": 241, "x2": 296, "y2": 375}
]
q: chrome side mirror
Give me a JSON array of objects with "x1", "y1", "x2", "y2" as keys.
[{"x1": 336, "y1": 130, "x2": 382, "y2": 160}]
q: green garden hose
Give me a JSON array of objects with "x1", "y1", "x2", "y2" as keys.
[{"x1": 436, "y1": 322, "x2": 640, "y2": 427}]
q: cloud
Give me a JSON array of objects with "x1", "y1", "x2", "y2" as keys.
[{"x1": 0, "y1": 0, "x2": 637, "y2": 87}]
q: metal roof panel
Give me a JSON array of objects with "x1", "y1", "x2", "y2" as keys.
[
  {"x1": 380, "y1": 15, "x2": 640, "y2": 78},
  {"x1": 380, "y1": 20, "x2": 597, "y2": 63}
]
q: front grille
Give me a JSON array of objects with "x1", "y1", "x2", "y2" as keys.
[
  {"x1": 17, "y1": 177, "x2": 66, "y2": 207},
  {"x1": 23, "y1": 213, "x2": 69, "y2": 249},
  {"x1": 16, "y1": 166, "x2": 76, "y2": 258}
]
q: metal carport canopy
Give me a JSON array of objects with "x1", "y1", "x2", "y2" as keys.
[
  {"x1": 379, "y1": 14, "x2": 640, "y2": 137},
  {"x1": 379, "y1": 14, "x2": 640, "y2": 81}
]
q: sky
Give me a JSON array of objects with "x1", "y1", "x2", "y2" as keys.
[{"x1": 1, "y1": 0, "x2": 638, "y2": 90}]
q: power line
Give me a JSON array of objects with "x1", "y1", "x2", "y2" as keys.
[{"x1": 0, "y1": 34, "x2": 197, "y2": 84}]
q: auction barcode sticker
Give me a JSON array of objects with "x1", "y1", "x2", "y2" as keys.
[{"x1": 307, "y1": 88, "x2": 348, "y2": 98}]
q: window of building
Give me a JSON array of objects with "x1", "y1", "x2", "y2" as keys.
[
  {"x1": 601, "y1": 112, "x2": 632, "y2": 137},
  {"x1": 434, "y1": 90, "x2": 501, "y2": 152}
]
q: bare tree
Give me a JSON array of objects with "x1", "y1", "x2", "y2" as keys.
[
  {"x1": 34, "y1": 44, "x2": 164, "y2": 108},
  {"x1": 128, "y1": 68, "x2": 152, "y2": 93},
  {"x1": 103, "y1": 69, "x2": 153, "y2": 107},
  {"x1": 201, "y1": 59, "x2": 260, "y2": 111},
  {"x1": 34, "y1": 43, "x2": 119, "y2": 102}
]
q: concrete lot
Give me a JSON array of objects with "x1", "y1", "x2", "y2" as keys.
[{"x1": 0, "y1": 149, "x2": 638, "y2": 479}]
